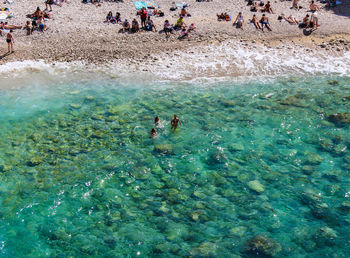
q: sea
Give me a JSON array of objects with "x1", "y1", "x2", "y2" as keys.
[{"x1": 0, "y1": 43, "x2": 349, "y2": 257}]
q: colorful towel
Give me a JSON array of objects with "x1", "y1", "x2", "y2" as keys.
[
  {"x1": 0, "y1": 13, "x2": 8, "y2": 20},
  {"x1": 146, "y1": 1, "x2": 158, "y2": 9},
  {"x1": 176, "y1": 2, "x2": 188, "y2": 9},
  {"x1": 134, "y1": 1, "x2": 147, "y2": 10}
]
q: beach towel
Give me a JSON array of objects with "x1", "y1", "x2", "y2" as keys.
[
  {"x1": 146, "y1": 1, "x2": 159, "y2": 9},
  {"x1": 0, "y1": 13, "x2": 7, "y2": 21},
  {"x1": 176, "y1": 2, "x2": 188, "y2": 9},
  {"x1": 134, "y1": 1, "x2": 147, "y2": 10},
  {"x1": 5, "y1": 0, "x2": 14, "y2": 4}
]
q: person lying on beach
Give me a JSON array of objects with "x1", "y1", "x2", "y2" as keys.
[
  {"x1": 153, "y1": 9, "x2": 164, "y2": 17},
  {"x1": 299, "y1": 14, "x2": 310, "y2": 28},
  {"x1": 122, "y1": 19, "x2": 130, "y2": 32},
  {"x1": 1, "y1": 22, "x2": 22, "y2": 30},
  {"x1": 131, "y1": 18, "x2": 140, "y2": 33},
  {"x1": 259, "y1": 14, "x2": 272, "y2": 31},
  {"x1": 45, "y1": 0, "x2": 54, "y2": 12},
  {"x1": 180, "y1": 7, "x2": 191, "y2": 17},
  {"x1": 145, "y1": 17, "x2": 157, "y2": 32},
  {"x1": 281, "y1": 14, "x2": 299, "y2": 25},
  {"x1": 171, "y1": 114, "x2": 182, "y2": 130},
  {"x1": 163, "y1": 20, "x2": 174, "y2": 36},
  {"x1": 309, "y1": 1, "x2": 320, "y2": 12},
  {"x1": 217, "y1": 13, "x2": 231, "y2": 21},
  {"x1": 251, "y1": 14, "x2": 261, "y2": 29},
  {"x1": 234, "y1": 12, "x2": 244, "y2": 29},
  {"x1": 262, "y1": 1, "x2": 274, "y2": 14},
  {"x1": 292, "y1": 0, "x2": 300, "y2": 10},
  {"x1": 174, "y1": 16, "x2": 185, "y2": 30}
]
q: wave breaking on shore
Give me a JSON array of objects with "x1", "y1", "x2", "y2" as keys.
[{"x1": 1, "y1": 40, "x2": 349, "y2": 83}]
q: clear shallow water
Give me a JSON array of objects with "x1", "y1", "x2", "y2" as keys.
[{"x1": 0, "y1": 75, "x2": 350, "y2": 257}]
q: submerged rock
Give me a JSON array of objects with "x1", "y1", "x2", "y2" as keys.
[
  {"x1": 304, "y1": 152, "x2": 323, "y2": 165},
  {"x1": 314, "y1": 226, "x2": 338, "y2": 246},
  {"x1": 27, "y1": 156, "x2": 43, "y2": 167},
  {"x1": 243, "y1": 235, "x2": 281, "y2": 257},
  {"x1": 248, "y1": 180, "x2": 265, "y2": 193},
  {"x1": 327, "y1": 113, "x2": 350, "y2": 126},
  {"x1": 153, "y1": 144, "x2": 174, "y2": 155}
]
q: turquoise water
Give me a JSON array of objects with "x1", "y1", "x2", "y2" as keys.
[{"x1": 0, "y1": 74, "x2": 349, "y2": 257}]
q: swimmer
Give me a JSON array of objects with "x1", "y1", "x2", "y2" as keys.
[
  {"x1": 150, "y1": 128, "x2": 157, "y2": 138},
  {"x1": 154, "y1": 116, "x2": 160, "y2": 125},
  {"x1": 171, "y1": 114, "x2": 182, "y2": 130}
]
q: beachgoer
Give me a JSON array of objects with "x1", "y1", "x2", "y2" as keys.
[
  {"x1": 163, "y1": 20, "x2": 173, "y2": 36},
  {"x1": 311, "y1": 11, "x2": 318, "y2": 30},
  {"x1": 234, "y1": 12, "x2": 244, "y2": 29},
  {"x1": 263, "y1": 1, "x2": 274, "y2": 14},
  {"x1": 25, "y1": 21, "x2": 33, "y2": 35},
  {"x1": 250, "y1": 1, "x2": 259, "y2": 12},
  {"x1": 259, "y1": 14, "x2": 272, "y2": 32},
  {"x1": 140, "y1": 7, "x2": 147, "y2": 28},
  {"x1": 155, "y1": 116, "x2": 160, "y2": 125},
  {"x1": 150, "y1": 128, "x2": 157, "y2": 137},
  {"x1": 174, "y1": 16, "x2": 185, "y2": 29},
  {"x1": 122, "y1": 19, "x2": 130, "y2": 32},
  {"x1": 251, "y1": 14, "x2": 261, "y2": 29},
  {"x1": 45, "y1": 0, "x2": 54, "y2": 12},
  {"x1": 299, "y1": 14, "x2": 310, "y2": 28},
  {"x1": 180, "y1": 6, "x2": 191, "y2": 17},
  {"x1": 281, "y1": 14, "x2": 299, "y2": 25},
  {"x1": 115, "y1": 12, "x2": 121, "y2": 23},
  {"x1": 171, "y1": 114, "x2": 182, "y2": 130},
  {"x1": 179, "y1": 27, "x2": 189, "y2": 39},
  {"x1": 310, "y1": 1, "x2": 320, "y2": 12},
  {"x1": 188, "y1": 23, "x2": 196, "y2": 32},
  {"x1": 105, "y1": 11, "x2": 113, "y2": 22},
  {"x1": 292, "y1": 0, "x2": 300, "y2": 11},
  {"x1": 31, "y1": 7, "x2": 43, "y2": 19},
  {"x1": 131, "y1": 18, "x2": 140, "y2": 33},
  {"x1": 6, "y1": 29, "x2": 14, "y2": 53},
  {"x1": 146, "y1": 16, "x2": 157, "y2": 32}
]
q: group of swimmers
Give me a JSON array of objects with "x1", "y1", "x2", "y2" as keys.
[{"x1": 150, "y1": 115, "x2": 182, "y2": 138}]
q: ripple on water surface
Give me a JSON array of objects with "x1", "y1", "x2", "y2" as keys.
[{"x1": 0, "y1": 75, "x2": 349, "y2": 257}]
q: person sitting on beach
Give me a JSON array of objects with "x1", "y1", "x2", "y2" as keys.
[
  {"x1": 145, "y1": 16, "x2": 157, "y2": 32},
  {"x1": 250, "y1": 1, "x2": 259, "y2": 12},
  {"x1": 45, "y1": 0, "x2": 54, "y2": 12},
  {"x1": 292, "y1": 0, "x2": 300, "y2": 11},
  {"x1": 234, "y1": 12, "x2": 244, "y2": 29},
  {"x1": 179, "y1": 27, "x2": 189, "y2": 40},
  {"x1": 299, "y1": 14, "x2": 310, "y2": 28},
  {"x1": 251, "y1": 14, "x2": 261, "y2": 29},
  {"x1": 31, "y1": 7, "x2": 43, "y2": 19},
  {"x1": 150, "y1": 128, "x2": 157, "y2": 138},
  {"x1": 25, "y1": 20, "x2": 34, "y2": 35},
  {"x1": 309, "y1": 1, "x2": 320, "y2": 12},
  {"x1": 131, "y1": 18, "x2": 140, "y2": 33},
  {"x1": 259, "y1": 14, "x2": 272, "y2": 31},
  {"x1": 37, "y1": 15, "x2": 48, "y2": 31},
  {"x1": 114, "y1": 12, "x2": 121, "y2": 23},
  {"x1": 174, "y1": 16, "x2": 185, "y2": 30},
  {"x1": 105, "y1": 11, "x2": 113, "y2": 22},
  {"x1": 281, "y1": 14, "x2": 299, "y2": 25},
  {"x1": 262, "y1": 1, "x2": 274, "y2": 14},
  {"x1": 188, "y1": 23, "x2": 196, "y2": 32},
  {"x1": 171, "y1": 114, "x2": 182, "y2": 130},
  {"x1": 122, "y1": 19, "x2": 130, "y2": 32},
  {"x1": 180, "y1": 6, "x2": 191, "y2": 17},
  {"x1": 163, "y1": 20, "x2": 174, "y2": 36}
]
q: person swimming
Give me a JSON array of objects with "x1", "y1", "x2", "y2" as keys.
[
  {"x1": 150, "y1": 128, "x2": 157, "y2": 138},
  {"x1": 171, "y1": 114, "x2": 182, "y2": 130}
]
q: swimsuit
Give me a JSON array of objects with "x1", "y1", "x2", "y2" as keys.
[{"x1": 6, "y1": 38, "x2": 11, "y2": 43}]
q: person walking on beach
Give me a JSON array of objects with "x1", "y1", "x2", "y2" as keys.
[
  {"x1": 171, "y1": 114, "x2": 182, "y2": 130},
  {"x1": 6, "y1": 30, "x2": 14, "y2": 53}
]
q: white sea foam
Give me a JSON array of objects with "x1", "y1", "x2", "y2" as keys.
[{"x1": 0, "y1": 41, "x2": 349, "y2": 83}]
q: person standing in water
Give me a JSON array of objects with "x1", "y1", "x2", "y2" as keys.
[
  {"x1": 171, "y1": 114, "x2": 182, "y2": 130},
  {"x1": 150, "y1": 128, "x2": 157, "y2": 138},
  {"x1": 6, "y1": 30, "x2": 14, "y2": 53}
]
